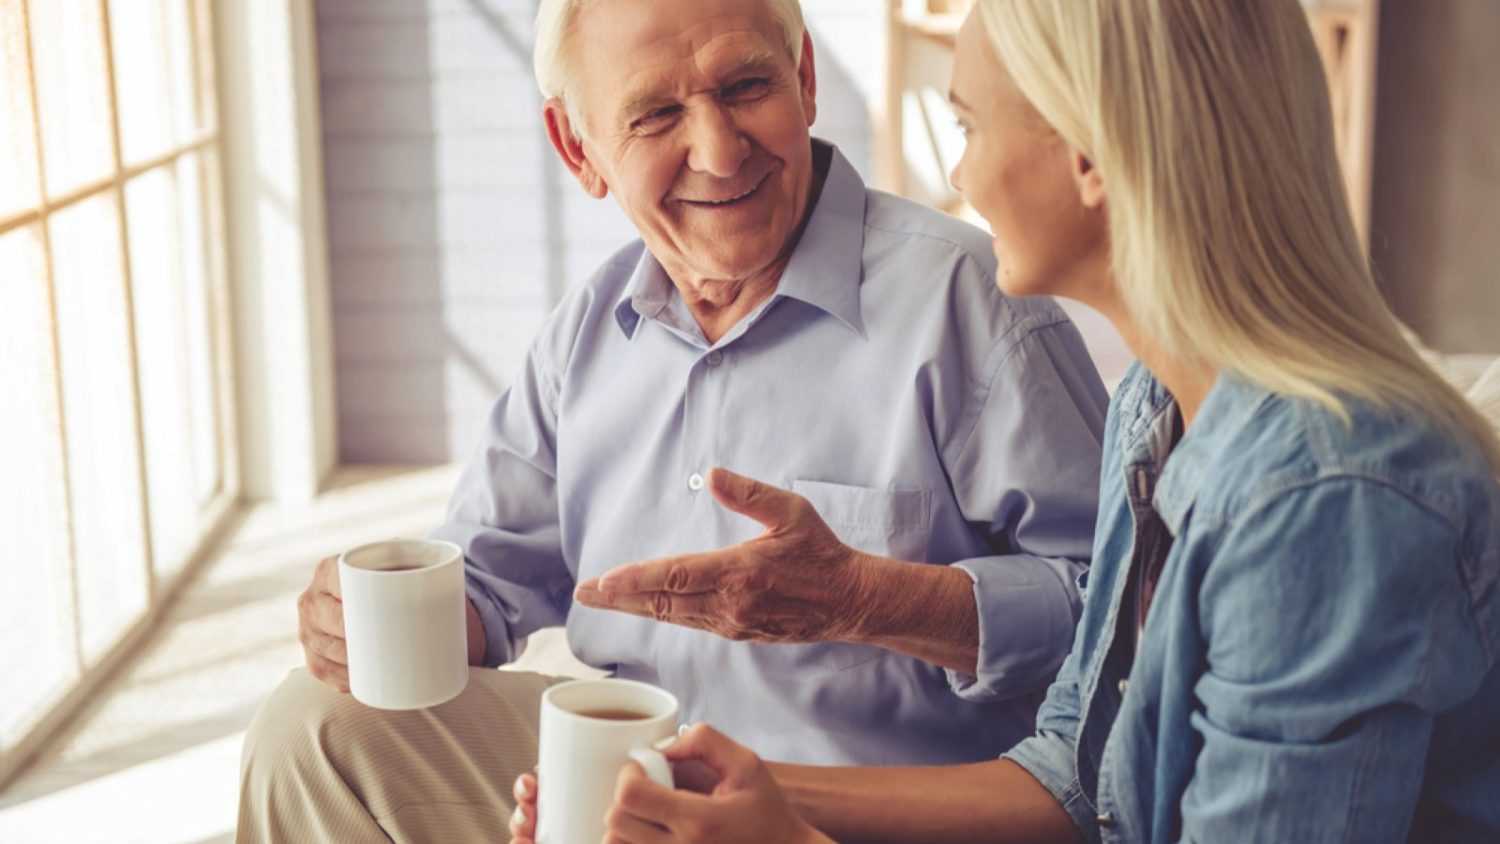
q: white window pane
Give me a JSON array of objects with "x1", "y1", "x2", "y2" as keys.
[
  {"x1": 0, "y1": 1, "x2": 39, "y2": 218},
  {"x1": 50, "y1": 192, "x2": 150, "y2": 665},
  {"x1": 109, "y1": 0, "x2": 175, "y2": 164},
  {"x1": 177, "y1": 152, "x2": 223, "y2": 505},
  {"x1": 199, "y1": 147, "x2": 231, "y2": 498},
  {"x1": 163, "y1": 0, "x2": 200, "y2": 143},
  {"x1": 0, "y1": 225, "x2": 75, "y2": 748},
  {"x1": 30, "y1": 1, "x2": 115, "y2": 198},
  {"x1": 125, "y1": 158, "x2": 221, "y2": 579}
]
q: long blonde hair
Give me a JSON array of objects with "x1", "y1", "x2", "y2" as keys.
[{"x1": 977, "y1": 0, "x2": 1500, "y2": 472}]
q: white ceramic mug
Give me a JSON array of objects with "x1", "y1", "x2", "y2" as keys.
[
  {"x1": 338, "y1": 538, "x2": 469, "y2": 710},
  {"x1": 537, "y1": 679, "x2": 678, "y2": 844}
]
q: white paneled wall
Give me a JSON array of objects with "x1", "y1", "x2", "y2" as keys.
[{"x1": 317, "y1": 0, "x2": 883, "y2": 463}]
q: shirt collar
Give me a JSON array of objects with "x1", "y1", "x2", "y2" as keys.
[
  {"x1": 614, "y1": 139, "x2": 868, "y2": 340},
  {"x1": 1149, "y1": 372, "x2": 1273, "y2": 535}
]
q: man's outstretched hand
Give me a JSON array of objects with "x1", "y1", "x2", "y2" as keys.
[{"x1": 573, "y1": 468, "x2": 871, "y2": 644}]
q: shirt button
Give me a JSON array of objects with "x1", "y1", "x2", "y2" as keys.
[
  {"x1": 705, "y1": 350, "x2": 723, "y2": 367},
  {"x1": 1117, "y1": 679, "x2": 1129, "y2": 696},
  {"x1": 687, "y1": 473, "x2": 705, "y2": 491},
  {"x1": 1097, "y1": 812, "x2": 1116, "y2": 828}
]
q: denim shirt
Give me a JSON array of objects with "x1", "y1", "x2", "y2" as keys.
[{"x1": 1006, "y1": 363, "x2": 1500, "y2": 843}]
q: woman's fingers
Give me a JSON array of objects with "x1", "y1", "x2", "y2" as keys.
[
  {"x1": 613, "y1": 760, "x2": 708, "y2": 829},
  {"x1": 669, "y1": 758, "x2": 722, "y2": 794},
  {"x1": 514, "y1": 772, "x2": 537, "y2": 805},
  {"x1": 660, "y1": 723, "x2": 758, "y2": 784},
  {"x1": 509, "y1": 771, "x2": 538, "y2": 840},
  {"x1": 509, "y1": 800, "x2": 536, "y2": 842},
  {"x1": 604, "y1": 792, "x2": 673, "y2": 844}
]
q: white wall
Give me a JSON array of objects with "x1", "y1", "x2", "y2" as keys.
[
  {"x1": 219, "y1": 0, "x2": 339, "y2": 501},
  {"x1": 316, "y1": 0, "x2": 884, "y2": 464}
]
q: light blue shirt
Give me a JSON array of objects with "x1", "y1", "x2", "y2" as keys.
[
  {"x1": 1006, "y1": 363, "x2": 1500, "y2": 842},
  {"x1": 434, "y1": 142, "x2": 1109, "y2": 765}
]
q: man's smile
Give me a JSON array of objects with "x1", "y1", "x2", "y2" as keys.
[{"x1": 679, "y1": 171, "x2": 772, "y2": 209}]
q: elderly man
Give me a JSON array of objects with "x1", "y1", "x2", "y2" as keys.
[{"x1": 236, "y1": 0, "x2": 1107, "y2": 839}]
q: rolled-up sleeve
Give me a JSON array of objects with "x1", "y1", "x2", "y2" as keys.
[
  {"x1": 942, "y1": 317, "x2": 1107, "y2": 700},
  {"x1": 428, "y1": 335, "x2": 575, "y2": 668},
  {"x1": 1004, "y1": 628, "x2": 1099, "y2": 842}
]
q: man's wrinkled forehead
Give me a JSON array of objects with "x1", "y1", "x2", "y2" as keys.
[
  {"x1": 614, "y1": 39, "x2": 785, "y2": 121},
  {"x1": 573, "y1": 4, "x2": 793, "y2": 115}
]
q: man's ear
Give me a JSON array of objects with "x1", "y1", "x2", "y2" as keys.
[
  {"x1": 1073, "y1": 151, "x2": 1105, "y2": 210},
  {"x1": 796, "y1": 31, "x2": 817, "y2": 127},
  {"x1": 544, "y1": 98, "x2": 609, "y2": 199}
]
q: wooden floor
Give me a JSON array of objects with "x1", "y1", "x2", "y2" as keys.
[{"x1": 0, "y1": 465, "x2": 465, "y2": 843}]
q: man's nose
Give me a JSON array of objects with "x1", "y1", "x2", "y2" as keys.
[{"x1": 684, "y1": 103, "x2": 750, "y2": 178}]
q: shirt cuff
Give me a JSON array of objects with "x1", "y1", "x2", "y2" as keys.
[
  {"x1": 465, "y1": 578, "x2": 519, "y2": 668},
  {"x1": 1004, "y1": 733, "x2": 1099, "y2": 844},
  {"x1": 945, "y1": 556, "x2": 1082, "y2": 701}
]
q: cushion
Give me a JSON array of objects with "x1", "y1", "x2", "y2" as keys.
[{"x1": 1466, "y1": 358, "x2": 1500, "y2": 435}]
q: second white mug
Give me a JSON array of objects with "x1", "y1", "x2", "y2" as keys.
[{"x1": 536, "y1": 678, "x2": 678, "y2": 844}]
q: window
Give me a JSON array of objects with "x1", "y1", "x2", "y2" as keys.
[{"x1": 0, "y1": 0, "x2": 236, "y2": 756}]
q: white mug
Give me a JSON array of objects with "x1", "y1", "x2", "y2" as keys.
[
  {"x1": 338, "y1": 538, "x2": 469, "y2": 710},
  {"x1": 537, "y1": 679, "x2": 678, "y2": 844}
]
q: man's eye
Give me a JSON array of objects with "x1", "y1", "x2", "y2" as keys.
[
  {"x1": 723, "y1": 78, "x2": 771, "y2": 100},
  {"x1": 633, "y1": 107, "x2": 681, "y2": 133}
]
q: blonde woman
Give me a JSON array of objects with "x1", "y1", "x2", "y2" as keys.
[{"x1": 510, "y1": 0, "x2": 1500, "y2": 841}]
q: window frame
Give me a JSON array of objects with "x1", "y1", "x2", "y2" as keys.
[{"x1": 0, "y1": 0, "x2": 241, "y2": 785}]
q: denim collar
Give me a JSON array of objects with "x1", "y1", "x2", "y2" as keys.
[{"x1": 1117, "y1": 367, "x2": 1273, "y2": 535}]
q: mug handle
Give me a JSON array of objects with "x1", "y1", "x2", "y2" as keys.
[{"x1": 627, "y1": 747, "x2": 674, "y2": 789}]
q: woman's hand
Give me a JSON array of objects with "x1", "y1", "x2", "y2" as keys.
[
  {"x1": 603, "y1": 724, "x2": 830, "y2": 844},
  {"x1": 508, "y1": 769, "x2": 539, "y2": 843},
  {"x1": 508, "y1": 725, "x2": 829, "y2": 844}
]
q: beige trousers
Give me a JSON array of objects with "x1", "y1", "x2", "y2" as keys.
[{"x1": 237, "y1": 667, "x2": 568, "y2": 843}]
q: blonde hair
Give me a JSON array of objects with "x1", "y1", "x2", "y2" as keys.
[
  {"x1": 977, "y1": 0, "x2": 1500, "y2": 473},
  {"x1": 534, "y1": 0, "x2": 806, "y2": 129}
]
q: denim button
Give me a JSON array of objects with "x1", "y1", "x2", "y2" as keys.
[
  {"x1": 1117, "y1": 679, "x2": 1129, "y2": 696},
  {"x1": 1097, "y1": 812, "x2": 1116, "y2": 828}
]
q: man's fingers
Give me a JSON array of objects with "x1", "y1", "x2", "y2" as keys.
[
  {"x1": 302, "y1": 590, "x2": 346, "y2": 639},
  {"x1": 707, "y1": 468, "x2": 800, "y2": 529},
  {"x1": 314, "y1": 555, "x2": 342, "y2": 599},
  {"x1": 305, "y1": 650, "x2": 350, "y2": 693},
  {"x1": 597, "y1": 553, "x2": 726, "y2": 595},
  {"x1": 303, "y1": 628, "x2": 348, "y2": 666},
  {"x1": 575, "y1": 589, "x2": 718, "y2": 625}
]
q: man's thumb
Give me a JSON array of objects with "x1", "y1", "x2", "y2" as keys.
[{"x1": 707, "y1": 468, "x2": 798, "y2": 529}]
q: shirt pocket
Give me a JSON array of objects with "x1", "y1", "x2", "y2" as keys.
[
  {"x1": 756, "y1": 480, "x2": 934, "y2": 673},
  {"x1": 791, "y1": 480, "x2": 933, "y2": 563}
]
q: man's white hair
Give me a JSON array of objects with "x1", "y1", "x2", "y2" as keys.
[{"x1": 534, "y1": 0, "x2": 806, "y2": 107}]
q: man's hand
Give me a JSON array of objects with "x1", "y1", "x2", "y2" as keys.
[
  {"x1": 573, "y1": 468, "x2": 870, "y2": 644},
  {"x1": 297, "y1": 556, "x2": 350, "y2": 692},
  {"x1": 298, "y1": 555, "x2": 490, "y2": 694}
]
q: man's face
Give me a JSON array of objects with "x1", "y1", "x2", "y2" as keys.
[{"x1": 558, "y1": 0, "x2": 818, "y2": 284}]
